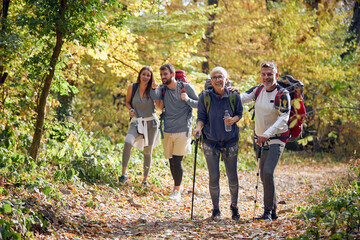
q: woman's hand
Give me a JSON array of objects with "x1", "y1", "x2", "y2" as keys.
[
  {"x1": 193, "y1": 127, "x2": 201, "y2": 139},
  {"x1": 223, "y1": 116, "x2": 239, "y2": 126},
  {"x1": 129, "y1": 108, "x2": 135, "y2": 118},
  {"x1": 155, "y1": 100, "x2": 163, "y2": 110},
  {"x1": 193, "y1": 121, "x2": 203, "y2": 139}
]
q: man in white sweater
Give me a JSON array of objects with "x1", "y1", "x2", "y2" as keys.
[{"x1": 241, "y1": 62, "x2": 291, "y2": 221}]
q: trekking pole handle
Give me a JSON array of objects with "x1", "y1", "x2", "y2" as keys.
[
  {"x1": 195, "y1": 132, "x2": 200, "y2": 139},
  {"x1": 257, "y1": 147, "x2": 262, "y2": 159}
]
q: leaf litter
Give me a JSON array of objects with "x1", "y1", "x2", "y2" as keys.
[{"x1": 26, "y1": 162, "x2": 349, "y2": 239}]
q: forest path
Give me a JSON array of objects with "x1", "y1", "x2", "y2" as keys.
[{"x1": 38, "y1": 162, "x2": 349, "y2": 239}]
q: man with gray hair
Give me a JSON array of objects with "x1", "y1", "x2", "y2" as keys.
[
  {"x1": 241, "y1": 62, "x2": 290, "y2": 221},
  {"x1": 151, "y1": 64, "x2": 198, "y2": 201}
]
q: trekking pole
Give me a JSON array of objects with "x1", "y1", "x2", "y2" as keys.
[
  {"x1": 191, "y1": 133, "x2": 200, "y2": 220},
  {"x1": 252, "y1": 139, "x2": 263, "y2": 221}
]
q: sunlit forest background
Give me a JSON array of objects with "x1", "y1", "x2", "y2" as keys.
[{"x1": 0, "y1": 0, "x2": 360, "y2": 239}]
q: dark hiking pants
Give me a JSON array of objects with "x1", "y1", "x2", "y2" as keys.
[
  {"x1": 259, "y1": 143, "x2": 285, "y2": 212},
  {"x1": 202, "y1": 143, "x2": 239, "y2": 210}
]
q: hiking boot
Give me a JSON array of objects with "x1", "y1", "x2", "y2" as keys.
[
  {"x1": 230, "y1": 204, "x2": 240, "y2": 220},
  {"x1": 119, "y1": 174, "x2": 128, "y2": 183},
  {"x1": 254, "y1": 211, "x2": 272, "y2": 221},
  {"x1": 141, "y1": 181, "x2": 148, "y2": 187},
  {"x1": 211, "y1": 209, "x2": 221, "y2": 220},
  {"x1": 169, "y1": 190, "x2": 181, "y2": 201},
  {"x1": 271, "y1": 211, "x2": 278, "y2": 220}
]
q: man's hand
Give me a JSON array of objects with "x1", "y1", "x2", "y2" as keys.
[
  {"x1": 152, "y1": 80, "x2": 159, "y2": 89},
  {"x1": 228, "y1": 87, "x2": 240, "y2": 94},
  {"x1": 180, "y1": 92, "x2": 189, "y2": 101},
  {"x1": 256, "y1": 134, "x2": 269, "y2": 146}
]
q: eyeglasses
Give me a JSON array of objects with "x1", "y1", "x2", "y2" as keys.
[{"x1": 211, "y1": 75, "x2": 225, "y2": 81}]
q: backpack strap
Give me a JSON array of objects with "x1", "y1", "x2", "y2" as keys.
[
  {"x1": 274, "y1": 87, "x2": 289, "y2": 113},
  {"x1": 159, "y1": 111, "x2": 164, "y2": 139},
  {"x1": 250, "y1": 84, "x2": 264, "y2": 120},
  {"x1": 178, "y1": 81, "x2": 185, "y2": 94},
  {"x1": 203, "y1": 90, "x2": 237, "y2": 115},
  {"x1": 229, "y1": 92, "x2": 237, "y2": 114},
  {"x1": 161, "y1": 81, "x2": 186, "y2": 97},
  {"x1": 254, "y1": 84, "x2": 264, "y2": 101},
  {"x1": 203, "y1": 90, "x2": 211, "y2": 114},
  {"x1": 130, "y1": 83, "x2": 138, "y2": 108},
  {"x1": 203, "y1": 137, "x2": 238, "y2": 147},
  {"x1": 274, "y1": 88, "x2": 284, "y2": 107}
]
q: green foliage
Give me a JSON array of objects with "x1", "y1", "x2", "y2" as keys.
[
  {"x1": 0, "y1": 218, "x2": 22, "y2": 240},
  {"x1": 18, "y1": 0, "x2": 112, "y2": 46},
  {"x1": 126, "y1": 0, "x2": 209, "y2": 68},
  {"x1": 42, "y1": 119, "x2": 122, "y2": 184},
  {"x1": 296, "y1": 166, "x2": 360, "y2": 239},
  {"x1": 1, "y1": 119, "x2": 122, "y2": 237},
  {"x1": 1, "y1": 0, "x2": 360, "y2": 236},
  {"x1": 0, "y1": 199, "x2": 48, "y2": 239}
]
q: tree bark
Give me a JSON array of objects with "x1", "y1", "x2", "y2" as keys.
[
  {"x1": 30, "y1": 0, "x2": 66, "y2": 161},
  {"x1": 201, "y1": 0, "x2": 217, "y2": 74},
  {"x1": 0, "y1": 0, "x2": 11, "y2": 85},
  {"x1": 1, "y1": 0, "x2": 10, "y2": 23},
  {"x1": 341, "y1": 1, "x2": 360, "y2": 58}
]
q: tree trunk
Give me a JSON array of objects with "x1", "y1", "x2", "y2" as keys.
[
  {"x1": 341, "y1": 1, "x2": 360, "y2": 58},
  {"x1": 1, "y1": 0, "x2": 10, "y2": 28},
  {"x1": 0, "y1": 0, "x2": 11, "y2": 85},
  {"x1": 201, "y1": 0, "x2": 218, "y2": 74},
  {"x1": 29, "y1": 0, "x2": 66, "y2": 161}
]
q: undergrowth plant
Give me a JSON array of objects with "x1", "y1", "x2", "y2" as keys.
[
  {"x1": 295, "y1": 165, "x2": 360, "y2": 239},
  {"x1": 0, "y1": 199, "x2": 48, "y2": 239}
]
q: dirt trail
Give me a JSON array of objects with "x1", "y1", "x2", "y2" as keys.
[{"x1": 37, "y1": 162, "x2": 349, "y2": 239}]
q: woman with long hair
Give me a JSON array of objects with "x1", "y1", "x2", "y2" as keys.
[{"x1": 119, "y1": 66, "x2": 162, "y2": 186}]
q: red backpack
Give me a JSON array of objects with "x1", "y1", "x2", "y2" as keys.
[
  {"x1": 254, "y1": 75, "x2": 306, "y2": 142},
  {"x1": 175, "y1": 70, "x2": 190, "y2": 83}
]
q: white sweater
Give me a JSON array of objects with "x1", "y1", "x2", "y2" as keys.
[{"x1": 241, "y1": 85, "x2": 291, "y2": 146}]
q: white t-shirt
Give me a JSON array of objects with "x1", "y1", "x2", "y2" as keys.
[{"x1": 241, "y1": 85, "x2": 291, "y2": 146}]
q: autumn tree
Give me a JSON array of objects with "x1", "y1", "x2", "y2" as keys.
[
  {"x1": 12, "y1": 0, "x2": 117, "y2": 161},
  {"x1": 341, "y1": 0, "x2": 360, "y2": 57},
  {"x1": 0, "y1": 0, "x2": 10, "y2": 84},
  {"x1": 69, "y1": 0, "x2": 213, "y2": 141},
  {"x1": 194, "y1": 0, "x2": 359, "y2": 155},
  {"x1": 201, "y1": 0, "x2": 218, "y2": 74}
]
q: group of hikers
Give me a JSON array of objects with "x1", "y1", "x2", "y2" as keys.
[{"x1": 118, "y1": 62, "x2": 290, "y2": 221}]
